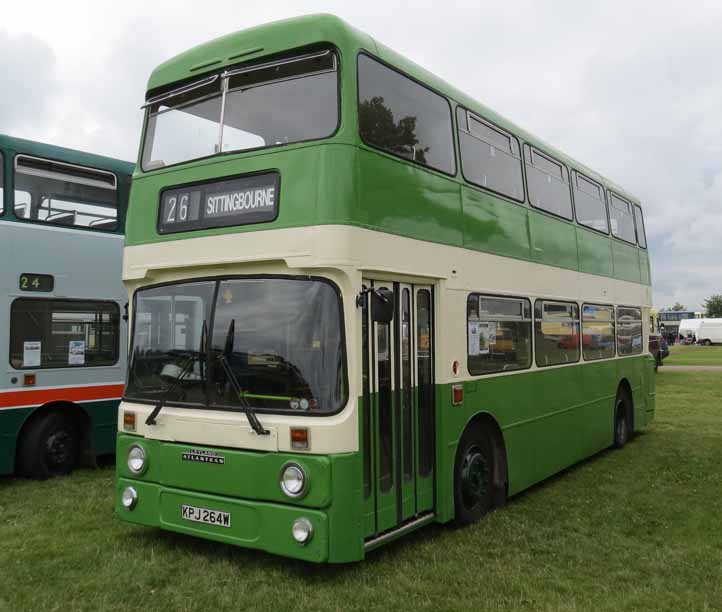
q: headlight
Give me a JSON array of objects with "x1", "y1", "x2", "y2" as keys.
[
  {"x1": 121, "y1": 486, "x2": 138, "y2": 510},
  {"x1": 279, "y1": 462, "x2": 308, "y2": 498},
  {"x1": 127, "y1": 444, "x2": 147, "y2": 474},
  {"x1": 292, "y1": 517, "x2": 314, "y2": 545}
]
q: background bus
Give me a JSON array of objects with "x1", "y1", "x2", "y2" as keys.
[
  {"x1": 0, "y1": 135, "x2": 133, "y2": 478},
  {"x1": 115, "y1": 14, "x2": 655, "y2": 563}
]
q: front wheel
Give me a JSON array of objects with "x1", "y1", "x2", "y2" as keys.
[
  {"x1": 17, "y1": 412, "x2": 80, "y2": 479},
  {"x1": 703, "y1": 339, "x2": 712, "y2": 346},
  {"x1": 454, "y1": 424, "x2": 496, "y2": 525}
]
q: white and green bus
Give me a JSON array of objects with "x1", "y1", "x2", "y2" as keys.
[
  {"x1": 115, "y1": 14, "x2": 655, "y2": 562},
  {"x1": 1, "y1": 134, "x2": 133, "y2": 478}
]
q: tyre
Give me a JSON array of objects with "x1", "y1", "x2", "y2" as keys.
[
  {"x1": 17, "y1": 412, "x2": 80, "y2": 479},
  {"x1": 613, "y1": 390, "x2": 632, "y2": 449},
  {"x1": 454, "y1": 423, "x2": 497, "y2": 525},
  {"x1": 703, "y1": 339, "x2": 712, "y2": 346}
]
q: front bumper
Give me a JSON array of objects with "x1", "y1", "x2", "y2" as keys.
[{"x1": 116, "y1": 478, "x2": 330, "y2": 562}]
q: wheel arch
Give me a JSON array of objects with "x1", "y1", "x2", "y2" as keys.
[
  {"x1": 458, "y1": 410, "x2": 509, "y2": 495},
  {"x1": 616, "y1": 377, "x2": 634, "y2": 431},
  {"x1": 15, "y1": 401, "x2": 94, "y2": 469}
]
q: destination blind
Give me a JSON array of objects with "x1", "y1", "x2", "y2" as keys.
[{"x1": 158, "y1": 171, "x2": 280, "y2": 234}]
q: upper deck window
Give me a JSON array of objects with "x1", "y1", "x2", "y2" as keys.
[
  {"x1": 13, "y1": 156, "x2": 118, "y2": 231},
  {"x1": 609, "y1": 192, "x2": 636, "y2": 244},
  {"x1": 525, "y1": 145, "x2": 573, "y2": 220},
  {"x1": 573, "y1": 171, "x2": 608, "y2": 233},
  {"x1": 357, "y1": 54, "x2": 456, "y2": 175},
  {"x1": 141, "y1": 49, "x2": 339, "y2": 171},
  {"x1": 633, "y1": 204, "x2": 647, "y2": 248},
  {"x1": 457, "y1": 107, "x2": 524, "y2": 201}
]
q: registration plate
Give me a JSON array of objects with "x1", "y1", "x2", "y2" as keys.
[{"x1": 181, "y1": 504, "x2": 231, "y2": 528}]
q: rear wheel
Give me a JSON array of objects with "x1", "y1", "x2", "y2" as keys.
[
  {"x1": 454, "y1": 423, "x2": 497, "y2": 525},
  {"x1": 17, "y1": 412, "x2": 80, "y2": 479},
  {"x1": 613, "y1": 390, "x2": 632, "y2": 449}
]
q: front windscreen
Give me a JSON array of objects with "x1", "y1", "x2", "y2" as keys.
[
  {"x1": 125, "y1": 277, "x2": 347, "y2": 415},
  {"x1": 141, "y1": 49, "x2": 339, "y2": 171}
]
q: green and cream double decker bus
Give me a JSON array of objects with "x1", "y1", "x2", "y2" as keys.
[{"x1": 116, "y1": 15, "x2": 655, "y2": 562}]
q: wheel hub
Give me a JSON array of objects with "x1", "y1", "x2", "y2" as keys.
[
  {"x1": 45, "y1": 429, "x2": 72, "y2": 466},
  {"x1": 460, "y1": 446, "x2": 488, "y2": 510}
]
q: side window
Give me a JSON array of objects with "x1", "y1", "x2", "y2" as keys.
[
  {"x1": 0, "y1": 151, "x2": 4, "y2": 214},
  {"x1": 582, "y1": 304, "x2": 615, "y2": 360},
  {"x1": 10, "y1": 299, "x2": 120, "y2": 369},
  {"x1": 534, "y1": 300, "x2": 580, "y2": 366},
  {"x1": 573, "y1": 171, "x2": 608, "y2": 233},
  {"x1": 617, "y1": 306, "x2": 643, "y2": 355},
  {"x1": 358, "y1": 54, "x2": 456, "y2": 175},
  {"x1": 525, "y1": 145, "x2": 573, "y2": 220},
  {"x1": 457, "y1": 107, "x2": 524, "y2": 201},
  {"x1": 467, "y1": 295, "x2": 531, "y2": 375},
  {"x1": 609, "y1": 193, "x2": 636, "y2": 244},
  {"x1": 13, "y1": 156, "x2": 118, "y2": 230},
  {"x1": 633, "y1": 204, "x2": 647, "y2": 248}
]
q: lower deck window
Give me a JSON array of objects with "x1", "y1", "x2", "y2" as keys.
[
  {"x1": 535, "y1": 300, "x2": 580, "y2": 366},
  {"x1": 582, "y1": 304, "x2": 616, "y2": 360},
  {"x1": 617, "y1": 306, "x2": 643, "y2": 355},
  {"x1": 467, "y1": 294, "x2": 531, "y2": 375},
  {"x1": 10, "y1": 299, "x2": 120, "y2": 369}
]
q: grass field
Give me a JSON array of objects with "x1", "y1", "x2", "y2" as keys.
[
  {"x1": 664, "y1": 344, "x2": 722, "y2": 366},
  {"x1": 2, "y1": 372, "x2": 722, "y2": 612}
]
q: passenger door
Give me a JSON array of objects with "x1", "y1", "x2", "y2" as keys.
[{"x1": 361, "y1": 280, "x2": 435, "y2": 538}]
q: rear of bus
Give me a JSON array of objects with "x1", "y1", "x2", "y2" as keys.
[{"x1": 116, "y1": 16, "x2": 369, "y2": 562}]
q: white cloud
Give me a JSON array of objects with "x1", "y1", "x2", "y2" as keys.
[{"x1": 2, "y1": 0, "x2": 721, "y2": 310}]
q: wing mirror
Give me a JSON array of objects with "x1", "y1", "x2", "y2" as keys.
[{"x1": 371, "y1": 287, "x2": 394, "y2": 323}]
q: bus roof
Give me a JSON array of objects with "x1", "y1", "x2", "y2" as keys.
[
  {"x1": 146, "y1": 13, "x2": 640, "y2": 206},
  {"x1": 0, "y1": 133, "x2": 135, "y2": 177}
]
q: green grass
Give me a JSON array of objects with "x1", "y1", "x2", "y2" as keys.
[
  {"x1": 2, "y1": 372, "x2": 722, "y2": 612},
  {"x1": 665, "y1": 344, "x2": 722, "y2": 366}
]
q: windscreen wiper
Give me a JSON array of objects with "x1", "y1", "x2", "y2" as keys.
[
  {"x1": 222, "y1": 319, "x2": 270, "y2": 436},
  {"x1": 146, "y1": 321, "x2": 207, "y2": 426}
]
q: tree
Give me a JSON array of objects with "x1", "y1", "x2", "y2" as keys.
[
  {"x1": 703, "y1": 294, "x2": 722, "y2": 318},
  {"x1": 358, "y1": 96, "x2": 429, "y2": 164},
  {"x1": 671, "y1": 302, "x2": 687, "y2": 311}
]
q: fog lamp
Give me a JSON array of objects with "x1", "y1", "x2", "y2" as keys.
[
  {"x1": 121, "y1": 486, "x2": 138, "y2": 510},
  {"x1": 292, "y1": 517, "x2": 314, "y2": 545}
]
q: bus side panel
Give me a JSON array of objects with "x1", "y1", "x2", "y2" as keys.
[
  {"x1": 639, "y1": 250, "x2": 651, "y2": 286},
  {"x1": 88, "y1": 399, "x2": 122, "y2": 457},
  {"x1": 577, "y1": 226, "x2": 613, "y2": 277},
  {"x1": 528, "y1": 211, "x2": 579, "y2": 271},
  {"x1": 460, "y1": 186, "x2": 531, "y2": 261},
  {"x1": 526, "y1": 365, "x2": 585, "y2": 483},
  {"x1": 612, "y1": 241, "x2": 642, "y2": 284},
  {"x1": 0, "y1": 408, "x2": 33, "y2": 475},
  {"x1": 355, "y1": 148, "x2": 463, "y2": 248},
  {"x1": 327, "y1": 451, "x2": 364, "y2": 563}
]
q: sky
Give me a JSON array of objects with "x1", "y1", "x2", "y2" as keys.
[{"x1": 2, "y1": 0, "x2": 721, "y2": 311}]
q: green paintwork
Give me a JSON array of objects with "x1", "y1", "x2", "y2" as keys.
[
  {"x1": 0, "y1": 399, "x2": 120, "y2": 476},
  {"x1": 126, "y1": 14, "x2": 651, "y2": 287},
  {"x1": 433, "y1": 354, "x2": 656, "y2": 524},
  {"x1": 0, "y1": 133, "x2": 134, "y2": 230},
  {"x1": 116, "y1": 433, "x2": 363, "y2": 563}
]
